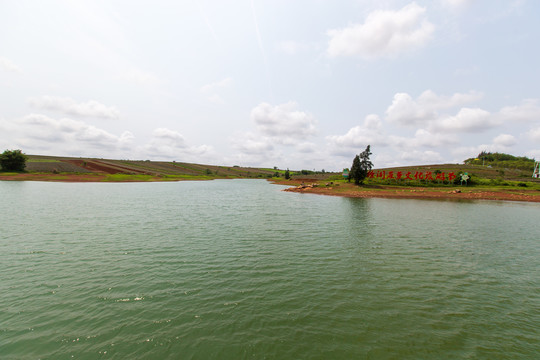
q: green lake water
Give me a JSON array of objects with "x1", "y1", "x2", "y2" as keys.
[{"x1": 1, "y1": 179, "x2": 539, "y2": 359}]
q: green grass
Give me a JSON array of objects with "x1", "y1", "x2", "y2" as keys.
[
  {"x1": 27, "y1": 159, "x2": 61, "y2": 163},
  {"x1": 104, "y1": 174, "x2": 156, "y2": 182}
]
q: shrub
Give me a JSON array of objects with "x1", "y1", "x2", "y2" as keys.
[{"x1": 0, "y1": 149, "x2": 28, "y2": 172}]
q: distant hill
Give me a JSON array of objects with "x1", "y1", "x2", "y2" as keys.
[
  {"x1": 464, "y1": 151, "x2": 535, "y2": 171},
  {"x1": 19, "y1": 153, "x2": 539, "y2": 184},
  {"x1": 25, "y1": 155, "x2": 279, "y2": 179}
]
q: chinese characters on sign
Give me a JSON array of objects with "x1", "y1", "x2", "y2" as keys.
[{"x1": 367, "y1": 171, "x2": 457, "y2": 182}]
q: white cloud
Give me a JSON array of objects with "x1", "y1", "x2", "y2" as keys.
[
  {"x1": 231, "y1": 102, "x2": 319, "y2": 167},
  {"x1": 386, "y1": 90, "x2": 483, "y2": 126},
  {"x1": 498, "y1": 99, "x2": 540, "y2": 123},
  {"x1": 327, "y1": 114, "x2": 388, "y2": 153},
  {"x1": 386, "y1": 93, "x2": 436, "y2": 125},
  {"x1": 409, "y1": 128, "x2": 459, "y2": 147},
  {"x1": 250, "y1": 102, "x2": 317, "y2": 143},
  {"x1": 143, "y1": 127, "x2": 213, "y2": 161},
  {"x1": 151, "y1": 128, "x2": 186, "y2": 147},
  {"x1": 527, "y1": 127, "x2": 540, "y2": 142},
  {"x1": 327, "y1": 2, "x2": 434, "y2": 58},
  {"x1": 432, "y1": 108, "x2": 497, "y2": 133},
  {"x1": 0, "y1": 56, "x2": 23, "y2": 73},
  {"x1": 229, "y1": 132, "x2": 278, "y2": 166},
  {"x1": 201, "y1": 77, "x2": 233, "y2": 104},
  {"x1": 201, "y1": 77, "x2": 233, "y2": 93},
  {"x1": 29, "y1": 96, "x2": 120, "y2": 119},
  {"x1": 452, "y1": 135, "x2": 522, "y2": 162},
  {"x1": 398, "y1": 150, "x2": 443, "y2": 164},
  {"x1": 9, "y1": 114, "x2": 133, "y2": 156},
  {"x1": 296, "y1": 142, "x2": 317, "y2": 153},
  {"x1": 493, "y1": 134, "x2": 517, "y2": 147},
  {"x1": 231, "y1": 132, "x2": 273, "y2": 155}
]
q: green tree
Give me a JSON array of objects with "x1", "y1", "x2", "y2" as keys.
[
  {"x1": 0, "y1": 149, "x2": 27, "y2": 172},
  {"x1": 350, "y1": 145, "x2": 373, "y2": 185},
  {"x1": 285, "y1": 168, "x2": 290, "y2": 180},
  {"x1": 350, "y1": 155, "x2": 361, "y2": 184}
]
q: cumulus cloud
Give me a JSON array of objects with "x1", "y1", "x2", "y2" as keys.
[
  {"x1": 327, "y1": 2, "x2": 434, "y2": 58},
  {"x1": 386, "y1": 93, "x2": 436, "y2": 125},
  {"x1": 493, "y1": 134, "x2": 517, "y2": 147},
  {"x1": 250, "y1": 102, "x2": 317, "y2": 143},
  {"x1": 0, "y1": 56, "x2": 23, "y2": 73},
  {"x1": 398, "y1": 150, "x2": 443, "y2": 164},
  {"x1": 408, "y1": 128, "x2": 459, "y2": 147},
  {"x1": 327, "y1": 115, "x2": 458, "y2": 159},
  {"x1": 498, "y1": 99, "x2": 540, "y2": 123},
  {"x1": 386, "y1": 90, "x2": 483, "y2": 126},
  {"x1": 6, "y1": 114, "x2": 133, "y2": 156},
  {"x1": 231, "y1": 132, "x2": 273, "y2": 155},
  {"x1": 327, "y1": 114, "x2": 388, "y2": 154},
  {"x1": 296, "y1": 142, "x2": 317, "y2": 154},
  {"x1": 432, "y1": 108, "x2": 497, "y2": 133},
  {"x1": 383, "y1": 90, "x2": 499, "y2": 134},
  {"x1": 229, "y1": 102, "x2": 318, "y2": 167},
  {"x1": 228, "y1": 132, "x2": 279, "y2": 166},
  {"x1": 143, "y1": 127, "x2": 213, "y2": 160},
  {"x1": 452, "y1": 134, "x2": 521, "y2": 161},
  {"x1": 29, "y1": 96, "x2": 120, "y2": 119},
  {"x1": 151, "y1": 128, "x2": 186, "y2": 146},
  {"x1": 327, "y1": 91, "x2": 538, "y2": 168}
]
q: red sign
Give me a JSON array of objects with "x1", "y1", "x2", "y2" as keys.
[{"x1": 368, "y1": 171, "x2": 456, "y2": 182}]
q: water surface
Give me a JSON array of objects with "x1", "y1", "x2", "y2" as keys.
[{"x1": 1, "y1": 180, "x2": 539, "y2": 359}]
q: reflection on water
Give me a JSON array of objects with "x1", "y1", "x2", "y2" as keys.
[{"x1": 1, "y1": 180, "x2": 539, "y2": 359}]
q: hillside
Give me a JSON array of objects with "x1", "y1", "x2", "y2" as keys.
[
  {"x1": 464, "y1": 151, "x2": 535, "y2": 171},
  {"x1": 3, "y1": 153, "x2": 538, "y2": 185},
  {"x1": 24, "y1": 155, "x2": 278, "y2": 179}
]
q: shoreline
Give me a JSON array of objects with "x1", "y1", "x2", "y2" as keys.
[
  {"x1": 0, "y1": 173, "x2": 212, "y2": 183},
  {"x1": 2, "y1": 173, "x2": 539, "y2": 202},
  {"x1": 272, "y1": 179, "x2": 540, "y2": 203}
]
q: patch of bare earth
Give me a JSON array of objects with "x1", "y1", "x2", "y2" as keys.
[{"x1": 273, "y1": 180, "x2": 540, "y2": 203}]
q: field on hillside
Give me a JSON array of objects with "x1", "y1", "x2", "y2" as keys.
[
  {"x1": 23, "y1": 155, "x2": 277, "y2": 179},
  {"x1": 2, "y1": 155, "x2": 539, "y2": 189}
]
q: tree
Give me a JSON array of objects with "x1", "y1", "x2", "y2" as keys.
[
  {"x1": 350, "y1": 155, "x2": 361, "y2": 184},
  {"x1": 350, "y1": 145, "x2": 373, "y2": 185},
  {"x1": 0, "y1": 149, "x2": 28, "y2": 172},
  {"x1": 284, "y1": 168, "x2": 290, "y2": 180}
]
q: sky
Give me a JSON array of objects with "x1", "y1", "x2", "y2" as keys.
[{"x1": 1, "y1": 0, "x2": 539, "y2": 171}]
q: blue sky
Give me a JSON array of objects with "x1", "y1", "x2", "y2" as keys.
[{"x1": 1, "y1": 0, "x2": 539, "y2": 171}]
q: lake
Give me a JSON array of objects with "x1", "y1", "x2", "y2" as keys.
[{"x1": 1, "y1": 179, "x2": 539, "y2": 359}]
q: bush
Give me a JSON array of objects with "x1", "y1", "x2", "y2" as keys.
[{"x1": 0, "y1": 149, "x2": 27, "y2": 171}]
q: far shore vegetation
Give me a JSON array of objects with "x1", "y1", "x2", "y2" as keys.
[{"x1": 0, "y1": 150, "x2": 539, "y2": 194}]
